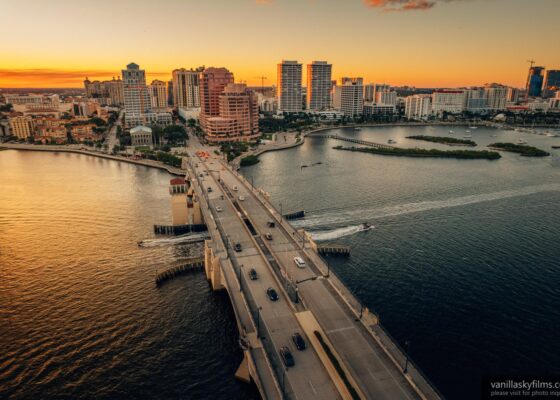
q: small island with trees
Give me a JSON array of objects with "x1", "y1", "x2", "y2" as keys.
[
  {"x1": 488, "y1": 142, "x2": 550, "y2": 157},
  {"x1": 406, "y1": 135, "x2": 476, "y2": 146},
  {"x1": 333, "y1": 145, "x2": 501, "y2": 160}
]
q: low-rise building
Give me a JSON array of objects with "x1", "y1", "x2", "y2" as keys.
[
  {"x1": 364, "y1": 103, "x2": 396, "y2": 115},
  {"x1": 71, "y1": 124, "x2": 99, "y2": 142},
  {"x1": 130, "y1": 125, "x2": 153, "y2": 147}
]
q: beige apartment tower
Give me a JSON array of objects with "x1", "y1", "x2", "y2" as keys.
[
  {"x1": 277, "y1": 60, "x2": 302, "y2": 113},
  {"x1": 306, "y1": 61, "x2": 332, "y2": 111}
]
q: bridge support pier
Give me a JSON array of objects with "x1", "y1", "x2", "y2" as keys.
[{"x1": 204, "y1": 240, "x2": 225, "y2": 291}]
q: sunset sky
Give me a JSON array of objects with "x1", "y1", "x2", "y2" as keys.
[{"x1": 1, "y1": 0, "x2": 559, "y2": 89}]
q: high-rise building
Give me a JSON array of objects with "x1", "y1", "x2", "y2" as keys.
[
  {"x1": 484, "y1": 83, "x2": 508, "y2": 111},
  {"x1": 277, "y1": 60, "x2": 302, "y2": 113},
  {"x1": 371, "y1": 84, "x2": 390, "y2": 103},
  {"x1": 172, "y1": 67, "x2": 204, "y2": 109},
  {"x1": 199, "y1": 67, "x2": 235, "y2": 133},
  {"x1": 105, "y1": 77, "x2": 124, "y2": 106},
  {"x1": 122, "y1": 62, "x2": 151, "y2": 127},
  {"x1": 364, "y1": 84, "x2": 375, "y2": 102},
  {"x1": 405, "y1": 94, "x2": 432, "y2": 120},
  {"x1": 9, "y1": 115, "x2": 35, "y2": 139},
  {"x1": 464, "y1": 88, "x2": 488, "y2": 113},
  {"x1": 543, "y1": 70, "x2": 560, "y2": 98},
  {"x1": 431, "y1": 90, "x2": 465, "y2": 115},
  {"x1": 306, "y1": 61, "x2": 332, "y2": 111},
  {"x1": 375, "y1": 90, "x2": 397, "y2": 106},
  {"x1": 339, "y1": 77, "x2": 364, "y2": 117},
  {"x1": 526, "y1": 66, "x2": 545, "y2": 97},
  {"x1": 84, "y1": 77, "x2": 123, "y2": 106},
  {"x1": 149, "y1": 80, "x2": 168, "y2": 111},
  {"x1": 167, "y1": 80, "x2": 174, "y2": 106},
  {"x1": 204, "y1": 83, "x2": 259, "y2": 143},
  {"x1": 507, "y1": 87, "x2": 524, "y2": 104}
]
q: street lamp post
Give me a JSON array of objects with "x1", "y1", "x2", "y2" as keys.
[
  {"x1": 280, "y1": 203, "x2": 283, "y2": 220},
  {"x1": 403, "y1": 340, "x2": 411, "y2": 374}
]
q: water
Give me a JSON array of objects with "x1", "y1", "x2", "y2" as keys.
[
  {"x1": 0, "y1": 151, "x2": 260, "y2": 400},
  {"x1": 242, "y1": 125, "x2": 560, "y2": 400}
]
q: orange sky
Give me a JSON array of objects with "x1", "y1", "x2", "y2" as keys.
[{"x1": 1, "y1": 0, "x2": 559, "y2": 89}]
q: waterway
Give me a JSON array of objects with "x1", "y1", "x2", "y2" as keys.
[
  {"x1": 242, "y1": 125, "x2": 560, "y2": 400},
  {"x1": 0, "y1": 151, "x2": 259, "y2": 399},
  {"x1": 1, "y1": 124, "x2": 559, "y2": 399}
]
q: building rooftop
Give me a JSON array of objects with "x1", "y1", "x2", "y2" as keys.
[{"x1": 130, "y1": 125, "x2": 152, "y2": 134}]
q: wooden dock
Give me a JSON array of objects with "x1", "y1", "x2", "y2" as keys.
[
  {"x1": 155, "y1": 257, "x2": 205, "y2": 285},
  {"x1": 317, "y1": 244, "x2": 351, "y2": 256}
]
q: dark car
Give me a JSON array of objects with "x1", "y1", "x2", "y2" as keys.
[
  {"x1": 207, "y1": 187, "x2": 213, "y2": 193},
  {"x1": 265, "y1": 232, "x2": 273, "y2": 241},
  {"x1": 249, "y1": 268, "x2": 258, "y2": 280},
  {"x1": 267, "y1": 220, "x2": 275, "y2": 228},
  {"x1": 234, "y1": 243, "x2": 242, "y2": 252},
  {"x1": 292, "y1": 332, "x2": 306, "y2": 351},
  {"x1": 266, "y1": 287, "x2": 279, "y2": 301},
  {"x1": 279, "y1": 346, "x2": 295, "y2": 367}
]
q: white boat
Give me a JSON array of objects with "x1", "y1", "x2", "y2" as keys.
[
  {"x1": 546, "y1": 133, "x2": 557, "y2": 137},
  {"x1": 469, "y1": 126, "x2": 478, "y2": 129},
  {"x1": 466, "y1": 130, "x2": 471, "y2": 133},
  {"x1": 354, "y1": 127, "x2": 361, "y2": 130},
  {"x1": 449, "y1": 130, "x2": 454, "y2": 134}
]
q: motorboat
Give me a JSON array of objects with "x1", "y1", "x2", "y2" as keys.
[
  {"x1": 449, "y1": 130, "x2": 454, "y2": 134},
  {"x1": 518, "y1": 139, "x2": 527, "y2": 144},
  {"x1": 469, "y1": 126, "x2": 478, "y2": 129},
  {"x1": 388, "y1": 139, "x2": 397, "y2": 144},
  {"x1": 466, "y1": 130, "x2": 471, "y2": 133},
  {"x1": 361, "y1": 222, "x2": 373, "y2": 231}
]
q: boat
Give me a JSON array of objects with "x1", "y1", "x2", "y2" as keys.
[
  {"x1": 466, "y1": 130, "x2": 471, "y2": 133},
  {"x1": 354, "y1": 127, "x2": 361, "y2": 130},
  {"x1": 360, "y1": 222, "x2": 373, "y2": 231},
  {"x1": 518, "y1": 139, "x2": 527, "y2": 144},
  {"x1": 463, "y1": 135, "x2": 472, "y2": 138},
  {"x1": 449, "y1": 130, "x2": 454, "y2": 134},
  {"x1": 546, "y1": 133, "x2": 557, "y2": 137},
  {"x1": 469, "y1": 126, "x2": 478, "y2": 129},
  {"x1": 552, "y1": 146, "x2": 560, "y2": 149},
  {"x1": 137, "y1": 240, "x2": 145, "y2": 247},
  {"x1": 388, "y1": 139, "x2": 396, "y2": 144}
]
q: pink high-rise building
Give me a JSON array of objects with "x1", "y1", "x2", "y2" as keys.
[{"x1": 199, "y1": 67, "x2": 234, "y2": 132}]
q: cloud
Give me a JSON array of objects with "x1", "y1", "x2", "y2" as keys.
[{"x1": 363, "y1": 0, "x2": 461, "y2": 12}]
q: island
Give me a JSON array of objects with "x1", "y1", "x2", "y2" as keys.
[
  {"x1": 406, "y1": 135, "x2": 476, "y2": 146},
  {"x1": 333, "y1": 145, "x2": 501, "y2": 160},
  {"x1": 488, "y1": 142, "x2": 550, "y2": 157}
]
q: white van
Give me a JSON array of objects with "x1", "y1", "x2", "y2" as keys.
[{"x1": 294, "y1": 257, "x2": 306, "y2": 268}]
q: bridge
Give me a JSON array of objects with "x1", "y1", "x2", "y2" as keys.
[
  {"x1": 171, "y1": 136, "x2": 441, "y2": 400},
  {"x1": 308, "y1": 134, "x2": 396, "y2": 150}
]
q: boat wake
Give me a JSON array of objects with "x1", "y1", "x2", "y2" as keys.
[
  {"x1": 138, "y1": 233, "x2": 209, "y2": 248},
  {"x1": 294, "y1": 183, "x2": 560, "y2": 229},
  {"x1": 310, "y1": 224, "x2": 373, "y2": 241}
]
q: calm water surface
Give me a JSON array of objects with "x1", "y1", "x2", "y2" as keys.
[
  {"x1": 0, "y1": 151, "x2": 259, "y2": 400},
  {"x1": 242, "y1": 125, "x2": 560, "y2": 400},
  {"x1": 1, "y1": 124, "x2": 559, "y2": 400}
]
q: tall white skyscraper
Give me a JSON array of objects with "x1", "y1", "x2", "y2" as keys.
[
  {"x1": 340, "y1": 77, "x2": 364, "y2": 117},
  {"x1": 277, "y1": 60, "x2": 302, "y2": 113},
  {"x1": 172, "y1": 67, "x2": 203, "y2": 109},
  {"x1": 405, "y1": 94, "x2": 432, "y2": 120},
  {"x1": 122, "y1": 62, "x2": 151, "y2": 127},
  {"x1": 306, "y1": 61, "x2": 332, "y2": 110}
]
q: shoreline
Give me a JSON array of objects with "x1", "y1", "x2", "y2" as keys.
[{"x1": 0, "y1": 144, "x2": 186, "y2": 176}]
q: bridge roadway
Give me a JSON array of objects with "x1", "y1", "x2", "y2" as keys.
[{"x1": 185, "y1": 139, "x2": 437, "y2": 400}]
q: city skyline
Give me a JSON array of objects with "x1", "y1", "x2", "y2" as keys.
[{"x1": 1, "y1": 0, "x2": 560, "y2": 88}]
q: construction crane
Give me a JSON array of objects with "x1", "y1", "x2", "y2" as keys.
[
  {"x1": 254, "y1": 76, "x2": 267, "y2": 92},
  {"x1": 525, "y1": 59, "x2": 536, "y2": 100}
]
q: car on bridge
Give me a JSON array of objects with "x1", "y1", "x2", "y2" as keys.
[
  {"x1": 239, "y1": 196, "x2": 245, "y2": 201},
  {"x1": 233, "y1": 186, "x2": 239, "y2": 191},
  {"x1": 249, "y1": 268, "x2": 258, "y2": 280},
  {"x1": 234, "y1": 243, "x2": 242, "y2": 252},
  {"x1": 292, "y1": 332, "x2": 306, "y2": 351},
  {"x1": 265, "y1": 233, "x2": 273, "y2": 241},
  {"x1": 216, "y1": 206, "x2": 223, "y2": 212},
  {"x1": 267, "y1": 220, "x2": 275, "y2": 228},
  {"x1": 294, "y1": 256, "x2": 306, "y2": 268},
  {"x1": 279, "y1": 346, "x2": 295, "y2": 367},
  {"x1": 266, "y1": 287, "x2": 279, "y2": 301},
  {"x1": 207, "y1": 187, "x2": 213, "y2": 193}
]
